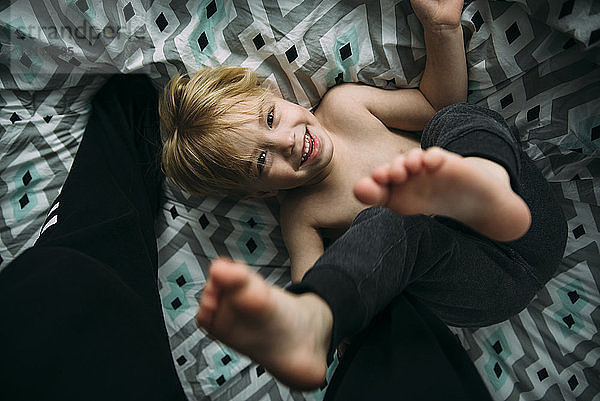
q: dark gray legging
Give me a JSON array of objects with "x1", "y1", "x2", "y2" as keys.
[{"x1": 290, "y1": 104, "x2": 567, "y2": 355}]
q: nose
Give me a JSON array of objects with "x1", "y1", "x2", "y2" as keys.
[{"x1": 274, "y1": 129, "x2": 295, "y2": 157}]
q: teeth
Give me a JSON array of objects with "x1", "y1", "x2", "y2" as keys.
[{"x1": 301, "y1": 132, "x2": 312, "y2": 164}]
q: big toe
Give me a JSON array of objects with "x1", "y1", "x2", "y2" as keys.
[
  {"x1": 422, "y1": 147, "x2": 447, "y2": 171},
  {"x1": 354, "y1": 177, "x2": 388, "y2": 205}
]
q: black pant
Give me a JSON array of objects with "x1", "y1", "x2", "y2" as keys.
[
  {"x1": 291, "y1": 104, "x2": 567, "y2": 401},
  {"x1": 0, "y1": 75, "x2": 187, "y2": 401},
  {"x1": 292, "y1": 103, "x2": 567, "y2": 353}
]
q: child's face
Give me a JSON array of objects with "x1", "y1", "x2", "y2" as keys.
[{"x1": 241, "y1": 95, "x2": 334, "y2": 195}]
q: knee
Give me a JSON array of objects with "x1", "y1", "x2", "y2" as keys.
[
  {"x1": 433, "y1": 103, "x2": 507, "y2": 129},
  {"x1": 473, "y1": 279, "x2": 541, "y2": 326},
  {"x1": 436, "y1": 103, "x2": 496, "y2": 118},
  {"x1": 423, "y1": 103, "x2": 516, "y2": 149}
]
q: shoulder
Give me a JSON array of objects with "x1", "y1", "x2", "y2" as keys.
[
  {"x1": 319, "y1": 83, "x2": 372, "y2": 110},
  {"x1": 316, "y1": 83, "x2": 380, "y2": 129}
]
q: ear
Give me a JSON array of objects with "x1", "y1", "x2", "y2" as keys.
[{"x1": 243, "y1": 190, "x2": 278, "y2": 200}]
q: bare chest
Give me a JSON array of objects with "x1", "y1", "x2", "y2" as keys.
[{"x1": 312, "y1": 129, "x2": 420, "y2": 234}]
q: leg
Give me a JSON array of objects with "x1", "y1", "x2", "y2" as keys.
[
  {"x1": 354, "y1": 146, "x2": 531, "y2": 242},
  {"x1": 36, "y1": 74, "x2": 164, "y2": 303},
  {"x1": 417, "y1": 103, "x2": 567, "y2": 285},
  {"x1": 0, "y1": 247, "x2": 185, "y2": 401},
  {"x1": 355, "y1": 103, "x2": 536, "y2": 242},
  {"x1": 294, "y1": 103, "x2": 566, "y2": 353},
  {"x1": 196, "y1": 104, "x2": 566, "y2": 392},
  {"x1": 196, "y1": 210, "x2": 505, "y2": 392},
  {"x1": 0, "y1": 75, "x2": 186, "y2": 400},
  {"x1": 324, "y1": 293, "x2": 493, "y2": 401}
]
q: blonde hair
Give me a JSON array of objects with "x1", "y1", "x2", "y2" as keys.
[{"x1": 159, "y1": 66, "x2": 272, "y2": 197}]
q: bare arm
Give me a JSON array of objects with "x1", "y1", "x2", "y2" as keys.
[
  {"x1": 280, "y1": 198, "x2": 325, "y2": 283},
  {"x1": 319, "y1": 0, "x2": 465, "y2": 133},
  {"x1": 318, "y1": 84, "x2": 436, "y2": 133},
  {"x1": 413, "y1": 0, "x2": 467, "y2": 109}
]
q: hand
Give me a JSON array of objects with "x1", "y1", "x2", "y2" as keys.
[{"x1": 410, "y1": 0, "x2": 464, "y2": 29}]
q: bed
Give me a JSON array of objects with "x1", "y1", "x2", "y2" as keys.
[{"x1": 1, "y1": 0, "x2": 598, "y2": 400}]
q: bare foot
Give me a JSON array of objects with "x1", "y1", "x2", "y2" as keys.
[
  {"x1": 353, "y1": 147, "x2": 531, "y2": 242},
  {"x1": 196, "y1": 258, "x2": 332, "y2": 390}
]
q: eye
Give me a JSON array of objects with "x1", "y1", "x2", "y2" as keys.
[
  {"x1": 257, "y1": 151, "x2": 267, "y2": 174},
  {"x1": 266, "y1": 107, "x2": 275, "y2": 128}
]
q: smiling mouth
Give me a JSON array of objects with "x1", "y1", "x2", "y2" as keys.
[{"x1": 301, "y1": 130, "x2": 314, "y2": 166}]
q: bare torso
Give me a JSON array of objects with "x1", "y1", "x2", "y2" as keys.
[
  {"x1": 279, "y1": 82, "x2": 437, "y2": 281},
  {"x1": 283, "y1": 88, "x2": 421, "y2": 237}
]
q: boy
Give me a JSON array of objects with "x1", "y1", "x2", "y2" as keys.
[
  {"x1": 161, "y1": 0, "x2": 566, "y2": 392},
  {"x1": 160, "y1": 0, "x2": 530, "y2": 282},
  {"x1": 194, "y1": 103, "x2": 566, "y2": 391}
]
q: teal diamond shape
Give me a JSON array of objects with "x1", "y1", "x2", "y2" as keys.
[
  {"x1": 560, "y1": 114, "x2": 600, "y2": 155},
  {"x1": 236, "y1": 209, "x2": 266, "y2": 264},
  {"x1": 554, "y1": 279, "x2": 586, "y2": 338},
  {"x1": 467, "y1": 80, "x2": 485, "y2": 103},
  {"x1": 163, "y1": 262, "x2": 193, "y2": 321},
  {"x1": 208, "y1": 345, "x2": 243, "y2": 388},
  {"x1": 11, "y1": 163, "x2": 39, "y2": 221},
  {"x1": 67, "y1": 0, "x2": 97, "y2": 19},
  {"x1": 483, "y1": 329, "x2": 510, "y2": 391},
  {"x1": 326, "y1": 26, "x2": 360, "y2": 87},
  {"x1": 189, "y1": 0, "x2": 227, "y2": 65}
]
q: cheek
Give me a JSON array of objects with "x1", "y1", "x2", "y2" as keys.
[
  {"x1": 270, "y1": 164, "x2": 299, "y2": 186},
  {"x1": 275, "y1": 165, "x2": 296, "y2": 181}
]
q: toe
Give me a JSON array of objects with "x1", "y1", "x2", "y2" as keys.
[
  {"x1": 371, "y1": 164, "x2": 391, "y2": 185},
  {"x1": 389, "y1": 157, "x2": 408, "y2": 183},
  {"x1": 196, "y1": 299, "x2": 215, "y2": 328},
  {"x1": 422, "y1": 147, "x2": 447, "y2": 171},
  {"x1": 354, "y1": 177, "x2": 389, "y2": 206},
  {"x1": 404, "y1": 148, "x2": 424, "y2": 174},
  {"x1": 210, "y1": 258, "x2": 250, "y2": 288}
]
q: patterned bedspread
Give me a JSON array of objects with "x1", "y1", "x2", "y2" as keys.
[{"x1": 1, "y1": 0, "x2": 599, "y2": 400}]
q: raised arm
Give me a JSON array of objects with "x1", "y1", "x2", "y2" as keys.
[
  {"x1": 317, "y1": 0, "x2": 466, "y2": 133},
  {"x1": 413, "y1": 0, "x2": 467, "y2": 109}
]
